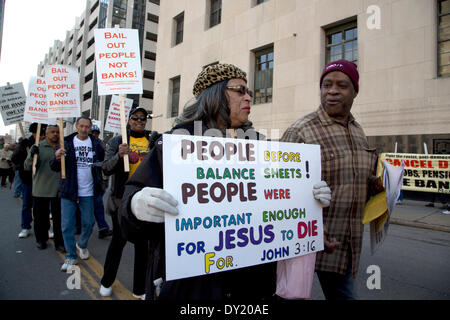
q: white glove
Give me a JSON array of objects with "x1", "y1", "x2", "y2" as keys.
[
  {"x1": 313, "y1": 181, "x2": 332, "y2": 208},
  {"x1": 131, "y1": 187, "x2": 179, "y2": 223}
]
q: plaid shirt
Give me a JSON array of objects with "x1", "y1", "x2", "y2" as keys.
[{"x1": 281, "y1": 105, "x2": 377, "y2": 277}]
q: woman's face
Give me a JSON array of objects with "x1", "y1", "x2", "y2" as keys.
[{"x1": 226, "y1": 78, "x2": 252, "y2": 129}]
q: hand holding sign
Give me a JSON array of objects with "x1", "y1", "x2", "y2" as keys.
[{"x1": 131, "y1": 187, "x2": 179, "y2": 223}]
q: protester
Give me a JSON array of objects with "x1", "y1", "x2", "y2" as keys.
[
  {"x1": 50, "y1": 117, "x2": 105, "y2": 271},
  {"x1": 89, "y1": 124, "x2": 112, "y2": 239},
  {"x1": 11, "y1": 123, "x2": 47, "y2": 238},
  {"x1": 24, "y1": 125, "x2": 64, "y2": 251},
  {"x1": 99, "y1": 106, "x2": 155, "y2": 300},
  {"x1": 281, "y1": 59, "x2": 384, "y2": 300},
  {"x1": 118, "y1": 63, "x2": 331, "y2": 300},
  {"x1": 0, "y1": 143, "x2": 14, "y2": 188},
  {"x1": 12, "y1": 140, "x2": 24, "y2": 198}
]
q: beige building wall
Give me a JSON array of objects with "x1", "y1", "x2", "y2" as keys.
[{"x1": 152, "y1": 0, "x2": 450, "y2": 147}]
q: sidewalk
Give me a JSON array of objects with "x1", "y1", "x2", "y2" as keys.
[{"x1": 390, "y1": 199, "x2": 450, "y2": 233}]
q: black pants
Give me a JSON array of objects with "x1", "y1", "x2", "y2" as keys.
[
  {"x1": 101, "y1": 209, "x2": 148, "y2": 295},
  {"x1": 0, "y1": 168, "x2": 14, "y2": 186},
  {"x1": 33, "y1": 197, "x2": 64, "y2": 247}
]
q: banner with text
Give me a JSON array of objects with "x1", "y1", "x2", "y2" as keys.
[
  {"x1": 163, "y1": 134, "x2": 324, "y2": 281},
  {"x1": 0, "y1": 82, "x2": 26, "y2": 126},
  {"x1": 104, "y1": 95, "x2": 133, "y2": 133},
  {"x1": 23, "y1": 76, "x2": 56, "y2": 125},
  {"x1": 94, "y1": 28, "x2": 143, "y2": 95},
  {"x1": 380, "y1": 153, "x2": 450, "y2": 194},
  {"x1": 44, "y1": 65, "x2": 81, "y2": 118}
]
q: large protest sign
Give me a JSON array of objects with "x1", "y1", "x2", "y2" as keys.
[
  {"x1": 163, "y1": 135, "x2": 323, "y2": 281},
  {"x1": 0, "y1": 82, "x2": 26, "y2": 126},
  {"x1": 94, "y1": 28, "x2": 143, "y2": 95},
  {"x1": 104, "y1": 95, "x2": 133, "y2": 133},
  {"x1": 380, "y1": 153, "x2": 450, "y2": 194},
  {"x1": 23, "y1": 76, "x2": 57, "y2": 124},
  {"x1": 44, "y1": 65, "x2": 81, "y2": 118}
]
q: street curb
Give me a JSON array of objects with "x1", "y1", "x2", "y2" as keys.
[{"x1": 390, "y1": 218, "x2": 450, "y2": 233}]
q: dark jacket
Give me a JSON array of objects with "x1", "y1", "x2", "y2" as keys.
[
  {"x1": 50, "y1": 132, "x2": 105, "y2": 201},
  {"x1": 11, "y1": 135, "x2": 34, "y2": 185},
  {"x1": 102, "y1": 129, "x2": 158, "y2": 200},
  {"x1": 118, "y1": 122, "x2": 276, "y2": 301}
]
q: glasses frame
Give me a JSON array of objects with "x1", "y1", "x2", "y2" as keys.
[
  {"x1": 129, "y1": 116, "x2": 148, "y2": 122},
  {"x1": 226, "y1": 85, "x2": 254, "y2": 98}
]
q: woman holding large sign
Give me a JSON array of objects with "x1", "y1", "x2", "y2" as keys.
[{"x1": 118, "y1": 64, "x2": 331, "y2": 300}]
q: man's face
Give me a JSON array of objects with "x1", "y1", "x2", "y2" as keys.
[
  {"x1": 76, "y1": 119, "x2": 91, "y2": 140},
  {"x1": 46, "y1": 126, "x2": 59, "y2": 144},
  {"x1": 92, "y1": 131, "x2": 100, "y2": 139},
  {"x1": 320, "y1": 71, "x2": 357, "y2": 122},
  {"x1": 128, "y1": 111, "x2": 147, "y2": 133}
]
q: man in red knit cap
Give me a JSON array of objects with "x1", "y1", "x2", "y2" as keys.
[{"x1": 281, "y1": 59, "x2": 383, "y2": 300}]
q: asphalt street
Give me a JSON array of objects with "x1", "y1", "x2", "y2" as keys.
[{"x1": 0, "y1": 186, "x2": 449, "y2": 300}]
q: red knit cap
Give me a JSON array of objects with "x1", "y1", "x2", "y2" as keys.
[{"x1": 320, "y1": 59, "x2": 359, "y2": 92}]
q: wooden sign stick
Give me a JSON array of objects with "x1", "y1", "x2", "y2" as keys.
[
  {"x1": 32, "y1": 123, "x2": 41, "y2": 176},
  {"x1": 59, "y1": 118, "x2": 66, "y2": 179},
  {"x1": 119, "y1": 94, "x2": 129, "y2": 172}
]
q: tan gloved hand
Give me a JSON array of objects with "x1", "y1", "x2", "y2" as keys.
[
  {"x1": 131, "y1": 187, "x2": 179, "y2": 223},
  {"x1": 313, "y1": 181, "x2": 332, "y2": 207}
]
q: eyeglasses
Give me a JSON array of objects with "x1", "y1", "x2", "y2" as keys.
[
  {"x1": 130, "y1": 116, "x2": 147, "y2": 121},
  {"x1": 226, "y1": 85, "x2": 253, "y2": 98}
]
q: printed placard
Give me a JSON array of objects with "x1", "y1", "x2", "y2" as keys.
[
  {"x1": 23, "y1": 76, "x2": 57, "y2": 125},
  {"x1": 0, "y1": 82, "x2": 26, "y2": 126},
  {"x1": 104, "y1": 95, "x2": 134, "y2": 133},
  {"x1": 94, "y1": 28, "x2": 143, "y2": 95},
  {"x1": 163, "y1": 134, "x2": 324, "y2": 281},
  {"x1": 380, "y1": 153, "x2": 450, "y2": 194},
  {"x1": 44, "y1": 65, "x2": 81, "y2": 118}
]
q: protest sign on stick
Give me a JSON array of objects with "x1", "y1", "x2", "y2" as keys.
[
  {"x1": 104, "y1": 95, "x2": 133, "y2": 133},
  {"x1": 0, "y1": 82, "x2": 27, "y2": 137},
  {"x1": 24, "y1": 76, "x2": 57, "y2": 175},
  {"x1": 95, "y1": 27, "x2": 143, "y2": 172},
  {"x1": 45, "y1": 65, "x2": 81, "y2": 179},
  {"x1": 163, "y1": 135, "x2": 324, "y2": 281}
]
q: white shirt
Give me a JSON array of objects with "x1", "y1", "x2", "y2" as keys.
[{"x1": 73, "y1": 135, "x2": 94, "y2": 197}]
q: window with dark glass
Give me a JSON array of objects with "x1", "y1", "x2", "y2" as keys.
[
  {"x1": 438, "y1": 0, "x2": 450, "y2": 77},
  {"x1": 89, "y1": 17, "x2": 98, "y2": 31},
  {"x1": 170, "y1": 76, "x2": 181, "y2": 117},
  {"x1": 256, "y1": 0, "x2": 268, "y2": 5},
  {"x1": 85, "y1": 72, "x2": 93, "y2": 84},
  {"x1": 86, "y1": 53, "x2": 95, "y2": 65},
  {"x1": 83, "y1": 91, "x2": 92, "y2": 101},
  {"x1": 146, "y1": 32, "x2": 158, "y2": 41},
  {"x1": 325, "y1": 20, "x2": 357, "y2": 64},
  {"x1": 149, "y1": 0, "x2": 160, "y2": 5},
  {"x1": 210, "y1": 0, "x2": 221, "y2": 28},
  {"x1": 254, "y1": 46, "x2": 274, "y2": 105},
  {"x1": 148, "y1": 13, "x2": 159, "y2": 23},
  {"x1": 174, "y1": 12, "x2": 184, "y2": 45},
  {"x1": 145, "y1": 51, "x2": 156, "y2": 60},
  {"x1": 142, "y1": 90, "x2": 154, "y2": 99},
  {"x1": 143, "y1": 70, "x2": 155, "y2": 80}
]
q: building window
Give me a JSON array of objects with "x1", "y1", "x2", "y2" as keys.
[
  {"x1": 147, "y1": 13, "x2": 159, "y2": 23},
  {"x1": 255, "y1": 0, "x2": 268, "y2": 5},
  {"x1": 325, "y1": 20, "x2": 357, "y2": 64},
  {"x1": 174, "y1": 12, "x2": 184, "y2": 45},
  {"x1": 146, "y1": 32, "x2": 158, "y2": 42},
  {"x1": 209, "y1": 0, "x2": 221, "y2": 28},
  {"x1": 83, "y1": 91, "x2": 92, "y2": 101},
  {"x1": 89, "y1": 17, "x2": 98, "y2": 31},
  {"x1": 145, "y1": 51, "x2": 156, "y2": 60},
  {"x1": 85, "y1": 72, "x2": 93, "y2": 84},
  {"x1": 170, "y1": 76, "x2": 181, "y2": 117},
  {"x1": 142, "y1": 90, "x2": 154, "y2": 99},
  {"x1": 438, "y1": 0, "x2": 450, "y2": 77},
  {"x1": 143, "y1": 70, "x2": 155, "y2": 80},
  {"x1": 149, "y1": 0, "x2": 160, "y2": 5},
  {"x1": 253, "y1": 46, "x2": 274, "y2": 104},
  {"x1": 86, "y1": 53, "x2": 95, "y2": 65}
]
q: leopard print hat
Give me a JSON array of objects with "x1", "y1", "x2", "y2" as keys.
[{"x1": 192, "y1": 63, "x2": 247, "y2": 97}]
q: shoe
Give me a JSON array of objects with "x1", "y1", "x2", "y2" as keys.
[
  {"x1": 36, "y1": 242, "x2": 47, "y2": 250},
  {"x1": 425, "y1": 202, "x2": 435, "y2": 207},
  {"x1": 132, "y1": 293, "x2": 145, "y2": 300},
  {"x1": 61, "y1": 258, "x2": 77, "y2": 272},
  {"x1": 99, "y1": 285, "x2": 113, "y2": 297},
  {"x1": 98, "y1": 229, "x2": 113, "y2": 239},
  {"x1": 442, "y1": 210, "x2": 449, "y2": 215},
  {"x1": 76, "y1": 243, "x2": 89, "y2": 260},
  {"x1": 18, "y1": 229, "x2": 30, "y2": 238},
  {"x1": 55, "y1": 245, "x2": 66, "y2": 253},
  {"x1": 48, "y1": 229, "x2": 54, "y2": 239}
]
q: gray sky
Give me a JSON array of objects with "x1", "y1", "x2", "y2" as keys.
[{"x1": 0, "y1": 0, "x2": 86, "y2": 135}]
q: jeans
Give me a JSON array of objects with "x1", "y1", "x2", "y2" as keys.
[
  {"x1": 13, "y1": 171, "x2": 23, "y2": 197},
  {"x1": 21, "y1": 184, "x2": 33, "y2": 230},
  {"x1": 61, "y1": 197, "x2": 94, "y2": 259},
  {"x1": 316, "y1": 259, "x2": 356, "y2": 300},
  {"x1": 94, "y1": 194, "x2": 110, "y2": 231}
]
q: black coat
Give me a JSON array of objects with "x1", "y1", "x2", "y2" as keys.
[
  {"x1": 11, "y1": 135, "x2": 34, "y2": 186},
  {"x1": 50, "y1": 132, "x2": 105, "y2": 201},
  {"x1": 119, "y1": 122, "x2": 276, "y2": 301}
]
